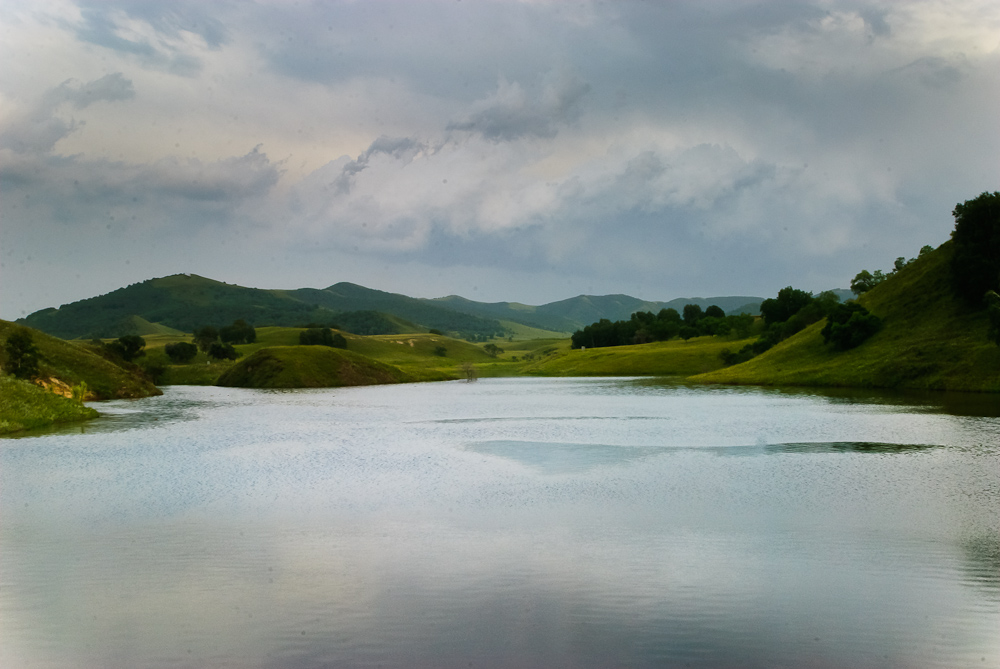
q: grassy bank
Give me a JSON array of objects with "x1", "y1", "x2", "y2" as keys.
[
  {"x1": 1, "y1": 320, "x2": 160, "y2": 400},
  {"x1": 0, "y1": 375, "x2": 98, "y2": 435},
  {"x1": 216, "y1": 345, "x2": 423, "y2": 388},
  {"x1": 518, "y1": 336, "x2": 755, "y2": 377},
  {"x1": 695, "y1": 242, "x2": 1000, "y2": 391}
]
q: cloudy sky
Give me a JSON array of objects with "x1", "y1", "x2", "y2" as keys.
[{"x1": 1, "y1": 0, "x2": 998, "y2": 319}]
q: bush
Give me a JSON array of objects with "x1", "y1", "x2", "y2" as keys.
[
  {"x1": 300, "y1": 327, "x2": 334, "y2": 346},
  {"x1": 165, "y1": 341, "x2": 198, "y2": 363},
  {"x1": 821, "y1": 303, "x2": 882, "y2": 351},
  {"x1": 208, "y1": 342, "x2": 240, "y2": 361},
  {"x1": 105, "y1": 335, "x2": 146, "y2": 362}
]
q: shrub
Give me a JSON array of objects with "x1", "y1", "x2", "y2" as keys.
[
  {"x1": 208, "y1": 342, "x2": 239, "y2": 361},
  {"x1": 821, "y1": 303, "x2": 882, "y2": 351},
  {"x1": 165, "y1": 341, "x2": 198, "y2": 363}
]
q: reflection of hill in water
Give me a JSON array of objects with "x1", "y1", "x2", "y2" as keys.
[
  {"x1": 962, "y1": 536, "x2": 1000, "y2": 596},
  {"x1": 467, "y1": 440, "x2": 941, "y2": 474}
]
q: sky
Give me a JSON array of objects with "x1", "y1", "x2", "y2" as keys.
[{"x1": 1, "y1": 0, "x2": 998, "y2": 320}]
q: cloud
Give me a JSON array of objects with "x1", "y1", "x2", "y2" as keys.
[
  {"x1": 0, "y1": 73, "x2": 135, "y2": 154},
  {"x1": 447, "y1": 73, "x2": 590, "y2": 142},
  {"x1": 72, "y1": 0, "x2": 227, "y2": 76}
]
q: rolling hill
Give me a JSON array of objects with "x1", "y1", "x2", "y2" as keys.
[{"x1": 19, "y1": 274, "x2": 766, "y2": 341}]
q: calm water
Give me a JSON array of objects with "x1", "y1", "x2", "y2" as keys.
[{"x1": 1, "y1": 378, "x2": 998, "y2": 668}]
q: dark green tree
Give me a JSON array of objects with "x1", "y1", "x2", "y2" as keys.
[
  {"x1": 483, "y1": 343, "x2": 504, "y2": 357},
  {"x1": 300, "y1": 327, "x2": 335, "y2": 346},
  {"x1": 704, "y1": 305, "x2": 725, "y2": 319},
  {"x1": 193, "y1": 326, "x2": 219, "y2": 352},
  {"x1": 331, "y1": 333, "x2": 348, "y2": 349},
  {"x1": 4, "y1": 329, "x2": 40, "y2": 379},
  {"x1": 219, "y1": 319, "x2": 256, "y2": 345},
  {"x1": 759, "y1": 287, "x2": 813, "y2": 326},
  {"x1": 682, "y1": 304, "x2": 704, "y2": 325},
  {"x1": 821, "y1": 303, "x2": 882, "y2": 351},
  {"x1": 107, "y1": 335, "x2": 146, "y2": 362},
  {"x1": 207, "y1": 342, "x2": 239, "y2": 361},
  {"x1": 950, "y1": 191, "x2": 1000, "y2": 304},
  {"x1": 165, "y1": 341, "x2": 198, "y2": 363}
]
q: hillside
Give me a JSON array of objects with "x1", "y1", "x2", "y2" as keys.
[
  {"x1": 695, "y1": 242, "x2": 1000, "y2": 392},
  {"x1": 215, "y1": 346, "x2": 416, "y2": 389},
  {"x1": 0, "y1": 375, "x2": 99, "y2": 435},
  {"x1": 1, "y1": 320, "x2": 161, "y2": 400}
]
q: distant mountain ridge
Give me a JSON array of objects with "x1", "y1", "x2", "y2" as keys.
[{"x1": 18, "y1": 273, "x2": 767, "y2": 340}]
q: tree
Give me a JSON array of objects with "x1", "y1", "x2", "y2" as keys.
[
  {"x1": 759, "y1": 287, "x2": 813, "y2": 326},
  {"x1": 300, "y1": 327, "x2": 335, "y2": 346},
  {"x1": 193, "y1": 326, "x2": 219, "y2": 352},
  {"x1": 219, "y1": 319, "x2": 256, "y2": 345},
  {"x1": 207, "y1": 342, "x2": 239, "y2": 361},
  {"x1": 165, "y1": 341, "x2": 198, "y2": 363},
  {"x1": 704, "y1": 305, "x2": 725, "y2": 319},
  {"x1": 107, "y1": 335, "x2": 146, "y2": 362},
  {"x1": 682, "y1": 304, "x2": 704, "y2": 325},
  {"x1": 726, "y1": 313, "x2": 755, "y2": 339},
  {"x1": 331, "y1": 333, "x2": 348, "y2": 349},
  {"x1": 4, "y1": 329, "x2": 40, "y2": 379},
  {"x1": 483, "y1": 343, "x2": 504, "y2": 357},
  {"x1": 821, "y1": 303, "x2": 881, "y2": 351},
  {"x1": 950, "y1": 191, "x2": 1000, "y2": 304}
]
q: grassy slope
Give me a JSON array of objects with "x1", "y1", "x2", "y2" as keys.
[
  {"x1": 695, "y1": 242, "x2": 1000, "y2": 391},
  {"x1": 1, "y1": 321, "x2": 161, "y2": 399},
  {"x1": 0, "y1": 375, "x2": 99, "y2": 434},
  {"x1": 519, "y1": 336, "x2": 756, "y2": 377},
  {"x1": 215, "y1": 346, "x2": 418, "y2": 388}
]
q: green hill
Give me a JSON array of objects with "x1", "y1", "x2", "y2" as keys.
[
  {"x1": 0, "y1": 375, "x2": 99, "y2": 435},
  {"x1": 694, "y1": 242, "x2": 1000, "y2": 392},
  {"x1": 20, "y1": 275, "x2": 505, "y2": 340},
  {"x1": 429, "y1": 293, "x2": 765, "y2": 334},
  {"x1": 1, "y1": 320, "x2": 161, "y2": 400},
  {"x1": 20, "y1": 273, "x2": 765, "y2": 341},
  {"x1": 215, "y1": 346, "x2": 416, "y2": 389}
]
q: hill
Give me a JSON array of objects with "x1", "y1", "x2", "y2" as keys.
[
  {"x1": 429, "y1": 294, "x2": 765, "y2": 333},
  {"x1": 694, "y1": 242, "x2": 1000, "y2": 392},
  {"x1": 19, "y1": 275, "x2": 505, "y2": 341},
  {"x1": 0, "y1": 374, "x2": 99, "y2": 435},
  {"x1": 1, "y1": 320, "x2": 161, "y2": 400},
  {"x1": 18, "y1": 274, "x2": 765, "y2": 341},
  {"x1": 215, "y1": 346, "x2": 416, "y2": 389}
]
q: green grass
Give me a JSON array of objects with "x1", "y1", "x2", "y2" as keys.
[
  {"x1": 1, "y1": 321, "x2": 160, "y2": 400},
  {"x1": 695, "y1": 242, "x2": 1000, "y2": 391},
  {"x1": 0, "y1": 375, "x2": 98, "y2": 435},
  {"x1": 216, "y1": 346, "x2": 426, "y2": 388},
  {"x1": 518, "y1": 336, "x2": 756, "y2": 377}
]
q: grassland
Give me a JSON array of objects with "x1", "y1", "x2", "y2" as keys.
[
  {"x1": 216, "y1": 345, "x2": 421, "y2": 388},
  {"x1": 695, "y1": 242, "x2": 1000, "y2": 392},
  {"x1": 0, "y1": 374, "x2": 98, "y2": 434},
  {"x1": 517, "y1": 336, "x2": 756, "y2": 377}
]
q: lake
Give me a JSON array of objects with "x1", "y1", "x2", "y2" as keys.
[{"x1": 1, "y1": 378, "x2": 998, "y2": 668}]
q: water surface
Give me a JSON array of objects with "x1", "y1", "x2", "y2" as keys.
[{"x1": 2, "y1": 378, "x2": 998, "y2": 668}]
